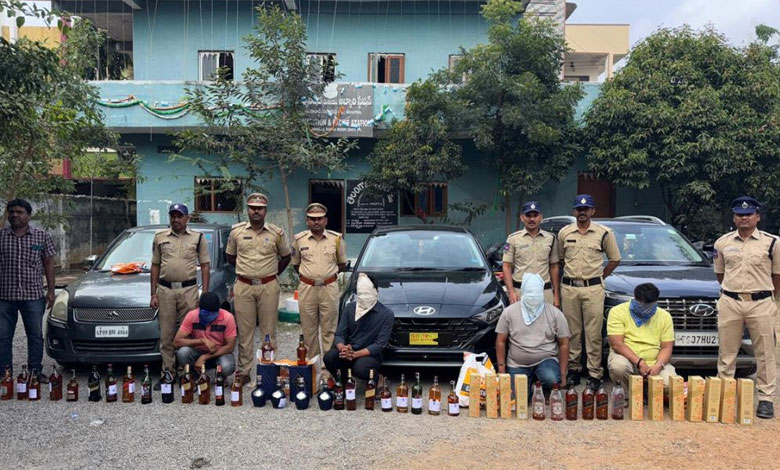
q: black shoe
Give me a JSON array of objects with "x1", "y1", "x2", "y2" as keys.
[
  {"x1": 586, "y1": 377, "x2": 602, "y2": 390},
  {"x1": 37, "y1": 373, "x2": 49, "y2": 384},
  {"x1": 756, "y1": 400, "x2": 774, "y2": 419},
  {"x1": 566, "y1": 371, "x2": 581, "y2": 387}
]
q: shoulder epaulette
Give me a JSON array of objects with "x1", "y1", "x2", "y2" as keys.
[
  {"x1": 294, "y1": 230, "x2": 309, "y2": 240},
  {"x1": 326, "y1": 229, "x2": 342, "y2": 238}
]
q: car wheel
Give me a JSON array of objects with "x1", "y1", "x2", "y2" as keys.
[{"x1": 736, "y1": 365, "x2": 757, "y2": 378}]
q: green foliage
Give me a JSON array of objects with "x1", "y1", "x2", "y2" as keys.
[
  {"x1": 175, "y1": 5, "x2": 356, "y2": 236},
  {"x1": 583, "y1": 26, "x2": 780, "y2": 239},
  {"x1": 60, "y1": 19, "x2": 132, "y2": 80}
]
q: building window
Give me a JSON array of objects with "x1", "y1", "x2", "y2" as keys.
[
  {"x1": 401, "y1": 183, "x2": 447, "y2": 217},
  {"x1": 307, "y1": 53, "x2": 337, "y2": 83},
  {"x1": 194, "y1": 177, "x2": 243, "y2": 212},
  {"x1": 368, "y1": 53, "x2": 405, "y2": 84},
  {"x1": 199, "y1": 51, "x2": 234, "y2": 81}
]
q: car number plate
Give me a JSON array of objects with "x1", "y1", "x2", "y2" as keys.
[
  {"x1": 95, "y1": 325, "x2": 129, "y2": 338},
  {"x1": 409, "y1": 332, "x2": 438, "y2": 346},
  {"x1": 675, "y1": 332, "x2": 718, "y2": 346}
]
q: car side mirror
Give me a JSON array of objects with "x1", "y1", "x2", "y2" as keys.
[{"x1": 84, "y1": 255, "x2": 98, "y2": 270}]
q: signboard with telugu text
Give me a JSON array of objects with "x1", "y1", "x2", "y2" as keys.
[{"x1": 303, "y1": 83, "x2": 374, "y2": 138}]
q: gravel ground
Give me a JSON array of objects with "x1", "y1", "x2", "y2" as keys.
[{"x1": 2, "y1": 307, "x2": 779, "y2": 469}]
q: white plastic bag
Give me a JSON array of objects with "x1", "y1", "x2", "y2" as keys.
[{"x1": 455, "y1": 351, "x2": 495, "y2": 407}]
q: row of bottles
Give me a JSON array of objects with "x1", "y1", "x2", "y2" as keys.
[
  {"x1": 531, "y1": 380, "x2": 625, "y2": 421},
  {"x1": 259, "y1": 333, "x2": 308, "y2": 367},
  {"x1": 2, "y1": 365, "x2": 72, "y2": 401}
]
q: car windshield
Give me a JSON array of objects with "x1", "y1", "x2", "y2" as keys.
[
  {"x1": 95, "y1": 229, "x2": 216, "y2": 271},
  {"x1": 609, "y1": 225, "x2": 705, "y2": 265},
  {"x1": 359, "y1": 230, "x2": 488, "y2": 270}
]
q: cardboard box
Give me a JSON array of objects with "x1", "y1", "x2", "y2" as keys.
[
  {"x1": 647, "y1": 376, "x2": 664, "y2": 421},
  {"x1": 704, "y1": 377, "x2": 722, "y2": 423},
  {"x1": 628, "y1": 375, "x2": 643, "y2": 421},
  {"x1": 686, "y1": 376, "x2": 705, "y2": 422},
  {"x1": 514, "y1": 374, "x2": 528, "y2": 420},
  {"x1": 669, "y1": 376, "x2": 685, "y2": 421},
  {"x1": 469, "y1": 373, "x2": 482, "y2": 418},
  {"x1": 498, "y1": 373, "x2": 512, "y2": 419},
  {"x1": 485, "y1": 373, "x2": 498, "y2": 418},
  {"x1": 737, "y1": 378, "x2": 754, "y2": 425},
  {"x1": 720, "y1": 378, "x2": 737, "y2": 424}
]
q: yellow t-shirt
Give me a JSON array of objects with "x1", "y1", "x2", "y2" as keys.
[{"x1": 606, "y1": 302, "x2": 675, "y2": 366}]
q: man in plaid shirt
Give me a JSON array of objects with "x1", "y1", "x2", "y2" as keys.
[{"x1": 0, "y1": 199, "x2": 56, "y2": 382}]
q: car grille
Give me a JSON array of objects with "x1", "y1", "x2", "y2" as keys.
[
  {"x1": 390, "y1": 318, "x2": 483, "y2": 348},
  {"x1": 74, "y1": 308, "x2": 157, "y2": 323},
  {"x1": 656, "y1": 298, "x2": 718, "y2": 331},
  {"x1": 72, "y1": 340, "x2": 158, "y2": 354}
]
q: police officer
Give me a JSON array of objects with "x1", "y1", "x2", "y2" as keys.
[
  {"x1": 713, "y1": 196, "x2": 779, "y2": 419},
  {"x1": 502, "y1": 201, "x2": 560, "y2": 307},
  {"x1": 151, "y1": 203, "x2": 210, "y2": 379},
  {"x1": 291, "y1": 203, "x2": 347, "y2": 377},
  {"x1": 558, "y1": 194, "x2": 621, "y2": 389},
  {"x1": 226, "y1": 193, "x2": 291, "y2": 385}
]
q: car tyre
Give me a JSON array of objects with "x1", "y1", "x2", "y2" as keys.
[{"x1": 736, "y1": 365, "x2": 757, "y2": 378}]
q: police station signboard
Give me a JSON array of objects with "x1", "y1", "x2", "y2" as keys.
[
  {"x1": 345, "y1": 179, "x2": 398, "y2": 233},
  {"x1": 303, "y1": 83, "x2": 374, "y2": 138}
]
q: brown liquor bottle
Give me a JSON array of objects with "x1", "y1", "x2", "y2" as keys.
[
  {"x1": 550, "y1": 383, "x2": 564, "y2": 421},
  {"x1": 28, "y1": 370, "x2": 41, "y2": 401},
  {"x1": 428, "y1": 375, "x2": 442, "y2": 416},
  {"x1": 345, "y1": 368, "x2": 357, "y2": 411},
  {"x1": 105, "y1": 363, "x2": 118, "y2": 402},
  {"x1": 49, "y1": 366, "x2": 63, "y2": 401},
  {"x1": 582, "y1": 386, "x2": 595, "y2": 420},
  {"x1": 380, "y1": 377, "x2": 393, "y2": 412},
  {"x1": 214, "y1": 365, "x2": 225, "y2": 406},
  {"x1": 140, "y1": 365, "x2": 152, "y2": 404},
  {"x1": 364, "y1": 369, "x2": 376, "y2": 410},
  {"x1": 122, "y1": 366, "x2": 135, "y2": 403},
  {"x1": 595, "y1": 384, "x2": 609, "y2": 420},
  {"x1": 230, "y1": 371, "x2": 243, "y2": 407},
  {"x1": 198, "y1": 365, "x2": 211, "y2": 405},
  {"x1": 16, "y1": 365, "x2": 29, "y2": 400},
  {"x1": 1, "y1": 366, "x2": 14, "y2": 400},
  {"x1": 260, "y1": 334, "x2": 275, "y2": 363},
  {"x1": 181, "y1": 364, "x2": 194, "y2": 404},
  {"x1": 447, "y1": 380, "x2": 460, "y2": 416},
  {"x1": 395, "y1": 374, "x2": 409, "y2": 413},
  {"x1": 66, "y1": 369, "x2": 79, "y2": 402},
  {"x1": 532, "y1": 381, "x2": 545, "y2": 420},
  {"x1": 565, "y1": 385, "x2": 578, "y2": 420},
  {"x1": 296, "y1": 334, "x2": 307, "y2": 366}
]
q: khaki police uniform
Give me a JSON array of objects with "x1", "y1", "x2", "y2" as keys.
[
  {"x1": 713, "y1": 229, "x2": 780, "y2": 401},
  {"x1": 502, "y1": 229, "x2": 559, "y2": 304},
  {"x1": 558, "y1": 222, "x2": 621, "y2": 379},
  {"x1": 152, "y1": 228, "x2": 210, "y2": 371},
  {"x1": 292, "y1": 229, "x2": 347, "y2": 370},
  {"x1": 226, "y1": 221, "x2": 291, "y2": 376}
]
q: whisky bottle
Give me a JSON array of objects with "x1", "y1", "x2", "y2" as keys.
[
  {"x1": 345, "y1": 368, "x2": 357, "y2": 411},
  {"x1": 49, "y1": 366, "x2": 63, "y2": 401},
  {"x1": 16, "y1": 364, "x2": 29, "y2": 400},
  {"x1": 160, "y1": 368, "x2": 175, "y2": 404},
  {"x1": 140, "y1": 364, "x2": 152, "y2": 404},
  {"x1": 1, "y1": 365, "x2": 13, "y2": 400},
  {"x1": 380, "y1": 377, "x2": 393, "y2": 412},
  {"x1": 550, "y1": 383, "x2": 564, "y2": 421},
  {"x1": 87, "y1": 365, "x2": 101, "y2": 402},
  {"x1": 565, "y1": 385, "x2": 578, "y2": 420},
  {"x1": 105, "y1": 363, "x2": 118, "y2": 402},
  {"x1": 447, "y1": 380, "x2": 460, "y2": 416},
  {"x1": 611, "y1": 381, "x2": 625, "y2": 420},
  {"x1": 396, "y1": 374, "x2": 409, "y2": 413},
  {"x1": 181, "y1": 364, "x2": 194, "y2": 404},
  {"x1": 66, "y1": 369, "x2": 79, "y2": 402},
  {"x1": 28, "y1": 369, "x2": 40, "y2": 401},
  {"x1": 197, "y1": 365, "x2": 210, "y2": 405},
  {"x1": 296, "y1": 334, "x2": 307, "y2": 366},
  {"x1": 411, "y1": 372, "x2": 423, "y2": 415},
  {"x1": 294, "y1": 374, "x2": 310, "y2": 410},
  {"x1": 317, "y1": 378, "x2": 334, "y2": 411},
  {"x1": 251, "y1": 375, "x2": 267, "y2": 407},
  {"x1": 428, "y1": 375, "x2": 442, "y2": 416},
  {"x1": 365, "y1": 369, "x2": 376, "y2": 410},
  {"x1": 532, "y1": 381, "x2": 545, "y2": 420},
  {"x1": 230, "y1": 371, "x2": 243, "y2": 407},
  {"x1": 270, "y1": 376, "x2": 286, "y2": 409},
  {"x1": 596, "y1": 383, "x2": 609, "y2": 420},
  {"x1": 214, "y1": 365, "x2": 225, "y2": 406},
  {"x1": 122, "y1": 366, "x2": 135, "y2": 403},
  {"x1": 582, "y1": 385, "x2": 595, "y2": 420},
  {"x1": 260, "y1": 334, "x2": 275, "y2": 363},
  {"x1": 333, "y1": 370, "x2": 345, "y2": 410}
]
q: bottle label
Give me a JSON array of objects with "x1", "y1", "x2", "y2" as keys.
[
  {"x1": 67, "y1": 390, "x2": 76, "y2": 400},
  {"x1": 1, "y1": 385, "x2": 7, "y2": 395},
  {"x1": 429, "y1": 399, "x2": 441, "y2": 412},
  {"x1": 448, "y1": 403, "x2": 460, "y2": 414},
  {"x1": 216, "y1": 386, "x2": 223, "y2": 396},
  {"x1": 231, "y1": 391, "x2": 240, "y2": 402},
  {"x1": 412, "y1": 397, "x2": 423, "y2": 409},
  {"x1": 88, "y1": 383, "x2": 99, "y2": 392},
  {"x1": 48, "y1": 383, "x2": 52, "y2": 393},
  {"x1": 128, "y1": 383, "x2": 135, "y2": 394},
  {"x1": 381, "y1": 398, "x2": 393, "y2": 409},
  {"x1": 180, "y1": 387, "x2": 186, "y2": 397},
  {"x1": 183, "y1": 382, "x2": 191, "y2": 391},
  {"x1": 29, "y1": 388, "x2": 37, "y2": 399},
  {"x1": 142, "y1": 385, "x2": 151, "y2": 397},
  {"x1": 346, "y1": 389, "x2": 356, "y2": 400},
  {"x1": 365, "y1": 389, "x2": 376, "y2": 398},
  {"x1": 161, "y1": 384, "x2": 172, "y2": 394},
  {"x1": 319, "y1": 392, "x2": 331, "y2": 401},
  {"x1": 108, "y1": 385, "x2": 117, "y2": 396},
  {"x1": 552, "y1": 402, "x2": 563, "y2": 416},
  {"x1": 199, "y1": 383, "x2": 208, "y2": 393},
  {"x1": 396, "y1": 396, "x2": 408, "y2": 408},
  {"x1": 17, "y1": 383, "x2": 27, "y2": 393},
  {"x1": 262, "y1": 351, "x2": 275, "y2": 362},
  {"x1": 278, "y1": 397, "x2": 287, "y2": 408},
  {"x1": 533, "y1": 402, "x2": 544, "y2": 416}
]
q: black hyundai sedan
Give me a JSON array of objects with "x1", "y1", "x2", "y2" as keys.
[{"x1": 340, "y1": 225, "x2": 508, "y2": 367}]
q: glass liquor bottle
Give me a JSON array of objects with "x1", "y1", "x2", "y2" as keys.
[
  {"x1": 317, "y1": 378, "x2": 334, "y2": 411},
  {"x1": 197, "y1": 364, "x2": 211, "y2": 405},
  {"x1": 181, "y1": 364, "x2": 194, "y2": 404},
  {"x1": 395, "y1": 374, "x2": 409, "y2": 413},
  {"x1": 428, "y1": 375, "x2": 442, "y2": 416},
  {"x1": 16, "y1": 364, "x2": 29, "y2": 400},
  {"x1": 1, "y1": 365, "x2": 14, "y2": 400},
  {"x1": 140, "y1": 364, "x2": 152, "y2": 404},
  {"x1": 270, "y1": 376, "x2": 286, "y2": 409},
  {"x1": 66, "y1": 369, "x2": 79, "y2": 402},
  {"x1": 565, "y1": 385, "x2": 578, "y2": 420},
  {"x1": 333, "y1": 370, "x2": 345, "y2": 410},
  {"x1": 294, "y1": 374, "x2": 310, "y2": 410},
  {"x1": 122, "y1": 366, "x2": 135, "y2": 403},
  {"x1": 532, "y1": 381, "x2": 545, "y2": 420},
  {"x1": 296, "y1": 334, "x2": 307, "y2": 366},
  {"x1": 230, "y1": 371, "x2": 243, "y2": 407},
  {"x1": 105, "y1": 363, "x2": 118, "y2": 402},
  {"x1": 582, "y1": 385, "x2": 595, "y2": 420},
  {"x1": 87, "y1": 365, "x2": 101, "y2": 402},
  {"x1": 611, "y1": 381, "x2": 625, "y2": 420},
  {"x1": 260, "y1": 335, "x2": 275, "y2": 363},
  {"x1": 214, "y1": 365, "x2": 225, "y2": 406},
  {"x1": 447, "y1": 380, "x2": 460, "y2": 416},
  {"x1": 345, "y1": 368, "x2": 357, "y2": 411},
  {"x1": 28, "y1": 369, "x2": 40, "y2": 401},
  {"x1": 550, "y1": 383, "x2": 564, "y2": 421},
  {"x1": 380, "y1": 377, "x2": 393, "y2": 412},
  {"x1": 49, "y1": 366, "x2": 63, "y2": 401},
  {"x1": 411, "y1": 372, "x2": 423, "y2": 415},
  {"x1": 596, "y1": 383, "x2": 609, "y2": 420},
  {"x1": 364, "y1": 369, "x2": 376, "y2": 410},
  {"x1": 251, "y1": 375, "x2": 267, "y2": 407},
  {"x1": 160, "y1": 368, "x2": 175, "y2": 404}
]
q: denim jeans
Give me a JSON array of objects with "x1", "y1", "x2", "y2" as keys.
[
  {"x1": 507, "y1": 357, "x2": 561, "y2": 400},
  {"x1": 0, "y1": 298, "x2": 46, "y2": 374},
  {"x1": 175, "y1": 346, "x2": 235, "y2": 377}
]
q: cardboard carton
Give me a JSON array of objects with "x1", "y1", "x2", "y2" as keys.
[
  {"x1": 485, "y1": 373, "x2": 498, "y2": 418},
  {"x1": 499, "y1": 373, "x2": 512, "y2": 419},
  {"x1": 469, "y1": 373, "x2": 482, "y2": 418},
  {"x1": 514, "y1": 374, "x2": 528, "y2": 420},
  {"x1": 736, "y1": 378, "x2": 755, "y2": 425},
  {"x1": 719, "y1": 378, "x2": 736, "y2": 424},
  {"x1": 628, "y1": 375, "x2": 643, "y2": 421},
  {"x1": 686, "y1": 376, "x2": 705, "y2": 422},
  {"x1": 704, "y1": 377, "x2": 722, "y2": 423},
  {"x1": 647, "y1": 376, "x2": 664, "y2": 421},
  {"x1": 669, "y1": 376, "x2": 685, "y2": 421}
]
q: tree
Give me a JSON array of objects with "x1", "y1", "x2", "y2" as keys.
[
  {"x1": 583, "y1": 26, "x2": 780, "y2": 241},
  {"x1": 175, "y1": 5, "x2": 355, "y2": 238}
]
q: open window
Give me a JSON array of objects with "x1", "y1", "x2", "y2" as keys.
[
  {"x1": 368, "y1": 53, "x2": 405, "y2": 84},
  {"x1": 199, "y1": 51, "x2": 234, "y2": 81},
  {"x1": 309, "y1": 179, "x2": 345, "y2": 232}
]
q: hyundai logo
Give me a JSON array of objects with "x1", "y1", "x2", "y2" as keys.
[
  {"x1": 689, "y1": 304, "x2": 715, "y2": 317},
  {"x1": 109, "y1": 310, "x2": 120, "y2": 318},
  {"x1": 413, "y1": 306, "x2": 436, "y2": 316}
]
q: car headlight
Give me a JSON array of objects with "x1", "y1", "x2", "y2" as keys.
[
  {"x1": 50, "y1": 290, "x2": 69, "y2": 323},
  {"x1": 474, "y1": 301, "x2": 504, "y2": 323},
  {"x1": 604, "y1": 291, "x2": 633, "y2": 303}
]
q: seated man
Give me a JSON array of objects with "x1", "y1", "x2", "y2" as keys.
[
  {"x1": 324, "y1": 273, "x2": 393, "y2": 382},
  {"x1": 607, "y1": 282, "x2": 676, "y2": 391},
  {"x1": 174, "y1": 292, "x2": 237, "y2": 376},
  {"x1": 496, "y1": 273, "x2": 570, "y2": 398}
]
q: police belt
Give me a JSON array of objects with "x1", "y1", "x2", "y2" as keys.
[
  {"x1": 237, "y1": 274, "x2": 277, "y2": 286},
  {"x1": 721, "y1": 290, "x2": 773, "y2": 302},
  {"x1": 562, "y1": 276, "x2": 602, "y2": 288},
  {"x1": 513, "y1": 280, "x2": 552, "y2": 290},
  {"x1": 299, "y1": 274, "x2": 338, "y2": 287},
  {"x1": 159, "y1": 279, "x2": 197, "y2": 289}
]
